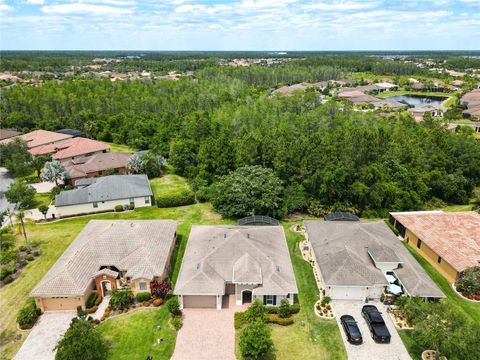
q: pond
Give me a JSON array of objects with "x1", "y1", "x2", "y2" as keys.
[{"x1": 385, "y1": 94, "x2": 447, "y2": 107}]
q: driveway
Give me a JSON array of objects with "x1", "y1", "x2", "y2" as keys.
[
  {"x1": 14, "y1": 311, "x2": 76, "y2": 360},
  {"x1": 332, "y1": 300, "x2": 411, "y2": 360},
  {"x1": 171, "y1": 295, "x2": 247, "y2": 360}
]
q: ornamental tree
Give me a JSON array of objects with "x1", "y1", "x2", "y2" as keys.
[
  {"x1": 239, "y1": 320, "x2": 273, "y2": 360},
  {"x1": 41, "y1": 160, "x2": 67, "y2": 186},
  {"x1": 5, "y1": 182, "x2": 36, "y2": 209}
]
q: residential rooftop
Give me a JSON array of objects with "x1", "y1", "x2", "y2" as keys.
[
  {"x1": 63, "y1": 152, "x2": 132, "y2": 179},
  {"x1": 29, "y1": 137, "x2": 110, "y2": 160},
  {"x1": 0, "y1": 129, "x2": 72, "y2": 148},
  {"x1": 0, "y1": 129, "x2": 21, "y2": 141}
]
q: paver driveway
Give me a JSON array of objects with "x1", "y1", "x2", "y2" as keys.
[
  {"x1": 14, "y1": 311, "x2": 75, "y2": 360},
  {"x1": 172, "y1": 295, "x2": 247, "y2": 360},
  {"x1": 332, "y1": 300, "x2": 411, "y2": 360}
]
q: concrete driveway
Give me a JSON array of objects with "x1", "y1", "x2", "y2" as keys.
[
  {"x1": 332, "y1": 300, "x2": 411, "y2": 360},
  {"x1": 14, "y1": 311, "x2": 76, "y2": 360},
  {"x1": 172, "y1": 295, "x2": 247, "y2": 360}
]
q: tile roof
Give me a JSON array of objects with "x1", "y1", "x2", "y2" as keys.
[
  {"x1": 29, "y1": 137, "x2": 110, "y2": 160},
  {"x1": 305, "y1": 221, "x2": 444, "y2": 298},
  {"x1": 31, "y1": 220, "x2": 178, "y2": 297},
  {"x1": 391, "y1": 211, "x2": 480, "y2": 272},
  {"x1": 55, "y1": 174, "x2": 152, "y2": 207},
  {"x1": 0, "y1": 129, "x2": 21, "y2": 141},
  {"x1": 63, "y1": 152, "x2": 132, "y2": 179},
  {"x1": 0, "y1": 129, "x2": 72, "y2": 148},
  {"x1": 174, "y1": 226, "x2": 298, "y2": 296}
]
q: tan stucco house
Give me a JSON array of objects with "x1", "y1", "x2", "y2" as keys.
[
  {"x1": 390, "y1": 211, "x2": 480, "y2": 283},
  {"x1": 55, "y1": 174, "x2": 153, "y2": 217},
  {"x1": 31, "y1": 220, "x2": 177, "y2": 311},
  {"x1": 174, "y1": 226, "x2": 298, "y2": 310}
]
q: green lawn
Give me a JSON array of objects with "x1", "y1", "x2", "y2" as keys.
[
  {"x1": 398, "y1": 246, "x2": 480, "y2": 360},
  {"x1": 104, "y1": 141, "x2": 136, "y2": 152},
  {"x1": 98, "y1": 307, "x2": 176, "y2": 360},
  {"x1": 32, "y1": 192, "x2": 51, "y2": 208},
  {"x1": 150, "y1": 175, "x2": 193, "y2": 200}
]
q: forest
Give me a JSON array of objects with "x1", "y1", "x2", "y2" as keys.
[{"x1": 1, "y1": 52, "x2": 480, "y2": 217}]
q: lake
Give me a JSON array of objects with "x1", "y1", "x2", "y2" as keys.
[{"x1": 385, "y1": 94, "x2": 446, "y2": 107}]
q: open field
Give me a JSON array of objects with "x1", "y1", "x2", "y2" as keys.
[
  {"x1": 150, "y1": 175, "x2": 193, "y2": 200},
  {"x1": 104, "y1": 141, "x2": 136, "y2": 153}
]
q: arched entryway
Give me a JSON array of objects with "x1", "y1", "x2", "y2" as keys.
[
  {"x1": 101, "y1": 280, "x2": 112, "y2": 297},
  {"x1": 242, "y1": 290, "x2": 252, "y2": 304}
]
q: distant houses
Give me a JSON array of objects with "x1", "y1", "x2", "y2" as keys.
[
  {"x1": 29, "y1": 137, "x2": 110, "y2": 161},
  {"x1": 0, "y1": 129, "x2": 73, "y2": 149},
  {"x1": 461, "y1": 89, "x2": 480, "y2": 120},
  {"x1": 55, "y1": 174, "x2": 153, "y2": 217},
  {"x1": 0, "y1": 129, "x2": 21, "y2": 141}
]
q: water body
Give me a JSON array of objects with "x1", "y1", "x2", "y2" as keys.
[{"x1": 385, "y1": 94, "x2": 446, "y2": 107}]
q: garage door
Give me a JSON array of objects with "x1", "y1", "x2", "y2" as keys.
[
  {"x1": 183, "y1": 295, "x2": 216, "y2": 308},
  {"x1": 42, "y1": 298, "x2": 78, "y2": 311},
  {"x1": 329, "y1": 286, "x2": 366, "y2": 300}
]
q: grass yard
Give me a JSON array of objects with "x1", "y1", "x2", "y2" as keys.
[
  {"x1": 98, "y1": 307, "x2": 176, "y2": 360},
  {"x1": 32, "y1": 192, "x2": 51, "y2": 208},
  {"x1": 150, "y1": 175, "x2": 193, "y2": 200},
  {"x1": 398, "y1": 246, "x2": 480, "y2": 360},
  {"x1": 0, "y1": 202, "x2": 227, "y2": 359},
  {"x1": 104, "y1": 141, "x2": 136, "y2": 152}
]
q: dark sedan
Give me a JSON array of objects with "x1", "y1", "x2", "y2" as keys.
[
  {"x1": 340, "y1": 315, "x2": 363, "y2": 345},
  {"x1": 361, "y1": 305, "x2": 391, "y2": 343}
]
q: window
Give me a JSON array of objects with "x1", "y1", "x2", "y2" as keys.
[
  {"x1": 129, "y1": 198, "x2": 135, "y2": 206},
  {"x1": 437, "y1": 256, "x2": 442, "y2": 264},
  {"x1": 265, "y1": 295, "x2": 276, "y2": 305},
  {"x1": 93, "y1": 202, "x2": 98, "y2": 208},
  {"x1": 145, "y1": 196, "x2": 150, "y2": 204},
  {"x1": 416, "y1": 239, "x2": 422, "y2": 249},
  {"x1": 139, "y1": 282, "x2": 147, "y2": 291}
]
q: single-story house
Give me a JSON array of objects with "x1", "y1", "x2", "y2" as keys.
[
  {"x1": 390, "y1": 211, "x2": 480, "y2": 283},
  {"x1": 409, "y1": 104, "x2": 443, "y2": 121},
  {"x1": 375, "y1": 82, "x2": 398, "y2": 92},
  {"x1": 29, "y1": 137, "x2": 110, "y2": 161},
  {"x1": 174, "y1": 225, "x2": 298, "y2": 310},
  {"x1": 411, "y1": 82, "x2": 425, "y2": 90},
  {"x1": 0, "y1": 129, "x2": 73, "y2": 148},
  {"x1": 0, "y1": 129, "x2": 21, "y2": 141},
  {"x1": 55, "y1": 174, "x2": 153, "y2": 217},
  {"x1": 463, "y1": 105, "x2": 480, "y2": 120},
  {"x1": 272, "y1": 81, "x2": 329, "y2": 96},
  {"x1": 31, "y1": 220, "x2": 177, "y2": 311},
  {"x1": 63, "y1": 152, "x2": 132, "y2": 185},
  {"x1": 304, "y1": 221, "x2": 444, "y2": 300}
]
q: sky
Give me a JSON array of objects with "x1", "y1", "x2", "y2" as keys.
[{"x1": 1, "y1": 0, "x2": 479, "y2": 51}]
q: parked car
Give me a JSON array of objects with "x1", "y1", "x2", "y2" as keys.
[
  {"x1": 340, "y1": 315, "x2": 363, "y2": 345},
  {"x1": 361, "y1": 305, "x2": 391, "y2": 343}
]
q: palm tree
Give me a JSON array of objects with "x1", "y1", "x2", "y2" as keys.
[{"x1": 16, "y1": 210, "x2": 28, "y2": 244}]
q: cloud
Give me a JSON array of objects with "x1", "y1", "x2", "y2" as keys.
[
  {"x1": 304, "y1": 1, "x2": 379, "y2": 11},
  {"x1": 41, "y1": 3, "x2": 133, "y2": 15},
  {"x1": 26, "y1": 0, "x2": 45, "y2": 5},
  {"x1": 0, "y1": 0, "x2": 13, "y2": 13}
]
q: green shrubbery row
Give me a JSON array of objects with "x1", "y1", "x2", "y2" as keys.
[
  {"x1": 156, "y1": 190, "x2": 195, "y2": 208},
  {"x1": 17, "y1": 299, "x2": 41, "y2": 329}
]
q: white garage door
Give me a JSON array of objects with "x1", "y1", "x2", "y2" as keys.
[
  {"x1": 329, "y1": 286, "x2": 366, "y2": 300},
  {"x1": 183, "y1": 295, "x2": 216, "y2": 308}
]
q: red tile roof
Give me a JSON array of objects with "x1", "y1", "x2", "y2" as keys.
[
  {"x1": 0, "y1": 129, "x2": 72, "y2": 148},
  {"x1": 30, "y1": 137, "x2": 110, "y2": 160},
  {"x1": 0, "y1": 129, "x2": 21, "y2": 141},
  {"x1": 392, "y1": 211, "x2": 480, "y2": 272}
]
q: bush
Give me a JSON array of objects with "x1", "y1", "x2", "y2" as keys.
[
  {"x1": 150, "y1": 280, "x2": 172, "y2": 299},
  {"x1": 18, "y1": 245, "x2": 28, "y2": 252},
  {"x1": 0, "y1": 250, "x2": 17, "y2": 265},
  {"x1": 86, "y1": 292, "x2": 98, "y2": 309},
  {"x1": 0, "y1": 265, "x2": 15, "y2": 280},
  {"x1": 25, "y1": 255, "x2": 34, "y2": 262},
  {"x1": 265, "y1": 306, "x2": 277, "y2": 314},
  {"x1": 114, "y1": 205, "x2": 124, "y2": 212},
  {"x1": 267, "y1": 315, "x2": 294, "y2": 326},
  {"x1": 86, "y1": 306, "x2": 98, "y2": 314},
  {"x1": 456, "y1": 266, "x2": 480, "y2": 294},
  {"x1": 110, "y1": 287, "x2": 134, "y2": 310},
  {"x1": 234, "y1": 311, "x2": 247, "y2": 330},
  {"x1": 321, "y1": 296, "x2": 331, "y2": 307},
  {"x1": 156, "y1": 190, "x2": 195, "y2": 208},
  {"x1": 136, "y1": 292, "x2": 151, "y2": 302},
  {"x1": 129, "y1": 203, "x2": 135, "y2": 210},
  {"x1": 143, "y1": 301, "x2": 150, "y2": 307},
  {"x1": 152, "y1": 298, "x2": 163, "y2": 307},
  {"x1": 239, "y1": 320, "x2": 273, "y2": 359},
  {"x1": 244, "y1": 299, "x2": 267, "y2": 323},
  {"x1": 167, "y1": 297, "x2": 180, "y2": 316},
  {"x1": 77, "y1": 306, "x2": 87, "y2": 319},
  {"x1": 171, "y1": 316, "x2": 183, "y2": 331},
  {"x1": 2, "y1": 274, "x2": 14, "y2": 284},
  {"x1": 17, "y1": 299, "x2": 40, "y2": 329},
  {"x1": 290, "y1": 303, "x2": 300, "y2": 314},
  {"x1": 277, "y1": 299, "x2": 291, "y2": 318}
]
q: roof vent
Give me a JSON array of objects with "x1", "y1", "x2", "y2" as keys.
[
  {"x1": 224, "y1": 233, "x2": 227, "y2": 238},
  {"x1": 196, "y1": 263, "x2": 200, "y2": 270},
  {"x1": 276, "y1": 266, "x2": 280, "y2": 272},
  {"x1": 247, "y1": 233, "x2": 250, "y2": 239}
]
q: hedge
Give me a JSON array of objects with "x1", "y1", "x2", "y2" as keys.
[
  {"x1": 267, "y1": 315, "x2": 294, "y2": 326},
  {"x1": 114, "y1": 205, "x2": 124, "y2": 212},
  {"x1": 17, "y1": 299, "x2": 41, "y2": 329},
  {"x1": 136, "y1": 292, "x2": 151, "y2": 302},
  {"x1": 156, "y1": 190, "x2": 195, "y2": 208},
  {"x1": 86, "y1": 292, "x2": 98, "y2": 309},
  {"x1": 234, "y1": 311, "x2": 247, "y2": 330}
]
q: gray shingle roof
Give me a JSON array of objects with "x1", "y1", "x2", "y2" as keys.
[
  {"x1": 31, "y1": 220, "x2": 177, "y2": 297},
  {"x1": 174, "y1": 226, "x2": 298, "y2": 296},
  {"x1": 55, "y1": 174, "x2": 152, "y2": 207},
  {"x1": 305, "y1": 221, "x2": 444, "y2": 298}
]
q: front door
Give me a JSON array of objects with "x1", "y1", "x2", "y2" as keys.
[
  {"x1": 101, "y1": 280, "x2": 112, "y2": 297},
  {"x1": 242, "y1": 290, "x2": 252, "y2": 304}
]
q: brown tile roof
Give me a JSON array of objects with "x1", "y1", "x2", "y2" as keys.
[
  {"x1": 0, "y1": 129, "x2": 72, "y2": 148},
  {"x1": 0, "y1": 129, "x2": 21, "y2": 141},
  {"x1": 391, "y1": 211, "x2": 480, "y2": 272},
  {"x1": 63, "y1": 152, "x2": 131, "y2": 179},
  {"x1": 30, "y1": 137, "x2": 110, "y2": 160}
]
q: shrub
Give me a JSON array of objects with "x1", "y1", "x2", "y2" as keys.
[
  {"x1": 150, "y1": 280, "x2": 172, "y2": 299},
  {"x1": 152, "y1": 298, "x2": 163, "y2": 307},
  {"x1": 171, "y1": 316, "x2": 183, "y2": 331},
  {"x1": 244, "y1": 299, "x2": 267, "y2": 323},
  {"x1": 156, "y1": 190, "x2": 195, "y2": 208},
  {"x1": 17, "y1": 299, "x2": 40, "y2": 329},
  {"x1": 456, "y1": 266, "x2": 480, "y2": 294},
  {"x1": 77, "y1": 306, "x2": 87, "y2": 319},
  {"x1": 234, "y1": 311, "x2": 247, "y2": 330},
  {"x1": 86, "y1": 292, "x2": 98, "y2": 309},
  {"x1": 86, "y1": 306, "x2": 98, "y2": 314},
  {"x1": 129, "y1": 203, "x2": 135, "y2": 211},
  {"x1": 25, "y1": 255, "x2": 34, "y2": 262},
  {"x1": 114, "y1": 205, "x2": 124, "y2": 212},
  {"x1": 167, "y1": 297, "x2": 180, "y2": 316},
  {"x1": 136, "y1": 292, "x2": 151, "y2": 302},
  {"x1": 265, "y1": 306, "x2": 277, "y2": 314},
  {"x1": 2, "y1": 274, "x2": 13, "y2": 284},
  {"x1": 321, "y1": 296, "x2": 331, "y2": 307},
  {"x1": 0, "y1": 265, "x2": 15, "y2": 280},
  {"x1": 240, "y1": 320, "x2": 273, "y2": 359},
  {"x1": 290, "y1": 303, "x2": 300, "y2": 314},
  {"x1": 277, "y1": 299, "x2": 291, "y2": 319},
  {"x1": 142, "y1": 301, "x2": 150, "y2": 307},
  {"x1": 267, "y1": 315, "x2": 294, "y2": 326},
  {"x1": 110, "y1": 287, "x2": 134, "y2": 310},
  {"x1": 18, "y1": 245, "x2": 28, "y2": 252},
  {"x1": 0, "y1": 250, "x2": 17, "y2": 265}
]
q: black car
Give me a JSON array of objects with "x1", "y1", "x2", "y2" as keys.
[
  {"x1": 361, "y1": 305, "x2": 391, "y2": 343},
  {"x1": 340, "y1": 315, "x2": 363, "y2": 345}
]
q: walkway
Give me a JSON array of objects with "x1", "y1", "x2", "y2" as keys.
[
  {"x1": 92, "y1": 296, "x2": 110, "y2": 320},
  {"x1": 171, "y1": 295, "x2": 247, "y2": 360}
]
